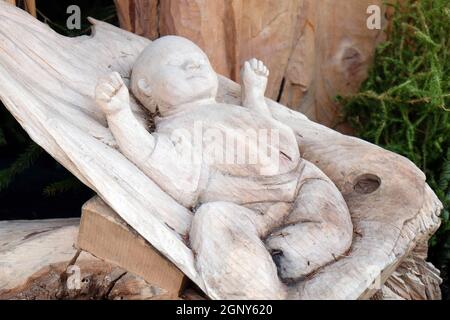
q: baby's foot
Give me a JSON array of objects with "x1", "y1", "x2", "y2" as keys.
[
  {"x1": 241, "y1": 58, "x2": 269, "y2": 99},
  {"x1": 95, "y1": 72, "x2": 130, "y2": 116}
]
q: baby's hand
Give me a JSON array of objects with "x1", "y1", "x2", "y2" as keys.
[
  {"x1": 95, "y1": 72, "x2": 130, "y2": 116},
  {"x1": 241, "y1": 58, "x2": 269, "y2": 98}
]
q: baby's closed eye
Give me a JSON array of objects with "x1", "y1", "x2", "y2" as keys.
[{"x1": 167, "y1": 59, "x2": 184, "y2": 67}]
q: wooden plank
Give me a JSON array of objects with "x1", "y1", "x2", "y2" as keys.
[{"x1": 77, "y1": 196, "x2": 186, "y2": 299}]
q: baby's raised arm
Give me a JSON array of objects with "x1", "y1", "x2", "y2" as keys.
[
  {"x1": 96, "y1": 72, "x2": 156, "y2": 163},
  {"x1": 241, "y1": 59, "x2": 272, "y2": 118},
  {"x1": 95, "y1": 72, "x2": 203, "y2": 207}
]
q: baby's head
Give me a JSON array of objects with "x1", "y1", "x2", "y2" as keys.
[{"x1": 131, "y1": 36, "x2": 218, "y2": 115}]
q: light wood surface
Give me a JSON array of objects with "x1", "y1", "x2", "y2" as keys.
[
  {"x1": 0, "y1": 2, "x2": 442, "y2": 299},
  {"x1": 0, "y1": 219, "x2": 167, "y2": 299}
]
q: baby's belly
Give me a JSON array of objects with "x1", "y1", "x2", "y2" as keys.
[{"x1": 199, "y1": 160, "x2": 305, "y2": 205}]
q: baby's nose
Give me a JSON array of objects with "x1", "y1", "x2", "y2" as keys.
[{"x1": 185, "y1": 61, "x2": 201, "y2": 71}]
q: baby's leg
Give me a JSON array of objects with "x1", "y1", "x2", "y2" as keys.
[
  {"x1": 265, "y1": 161, "x2": 353, "y2": 280},
  {"x1": 189, "y1": 201, "x2": 287, "y2": 300}
]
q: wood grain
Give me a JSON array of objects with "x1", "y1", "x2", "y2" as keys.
[
  {"x1": 0, "y1": 3, "x2": 442, "y2": 299},
  {"x1": 0, "y1": 218, "x2": 440, "y2": 300},
  {"x1": 24, "y1": 0, "x2": 36, "y2": 17},
  {"x1": 0, "y1": 219, "x2": 167, "y2": 299}
]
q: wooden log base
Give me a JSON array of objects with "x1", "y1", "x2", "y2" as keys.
[
  {"x1": 0, "y1": 214, "x2": 440, "y2": 300},
  {"x1": 0, "y1": 217, "x2": 188, "y2": 300}
]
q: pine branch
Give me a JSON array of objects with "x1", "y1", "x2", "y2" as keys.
[
  {"x1": 0, "y1": 128, "x2": 6, "y2": 146},
  {"x1": 43, "y1": 176, "x2": 83, "y2": 197},
  {"x1": 341, "y1": 0, "x2": 450, "y2": 266},
  {"x1": 0, "y1": 143, "x2": 43, "y2": 191},
  {"x1": 439, "y1": 149, "x2": 450, "y2": 191}
]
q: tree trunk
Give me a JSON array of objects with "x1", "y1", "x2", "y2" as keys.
[{"x1": 0, "y1": 219, "x2": 169, "y2": 299}]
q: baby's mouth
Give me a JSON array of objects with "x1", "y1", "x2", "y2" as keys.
[{"x1": 187, "y1": 74, "x2": 206, "y2": 80}]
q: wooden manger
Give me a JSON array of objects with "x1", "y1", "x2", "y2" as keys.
[{"x1": 0, "y1": 2, "x2": 443, "y2": 299}]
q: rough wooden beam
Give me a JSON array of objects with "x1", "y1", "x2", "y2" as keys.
[{"x1": 77, "y1": 196, "x2": 186, "y2": 299}]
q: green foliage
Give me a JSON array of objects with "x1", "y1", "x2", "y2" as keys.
[
  {"x1": 0, "y1": 128, "x2": 6, "y2": 146},
  {"x1": 340, "y1": 0, "x2": 450, "y2": 272},
  {"x1": 43, "y1": 176, "x2": 84, "y2": 197},
  {"x1": 0, "y1": 143, "x2": 43, "y2": 191},
  {"x1": 0, "y1": 109, "x2": 83, "y2": 197}
]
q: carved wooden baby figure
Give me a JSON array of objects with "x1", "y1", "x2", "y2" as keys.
[{"x1": 95, "y1": 36, "x2": 353, "y2": 299}]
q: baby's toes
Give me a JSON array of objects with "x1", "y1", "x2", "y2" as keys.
[
  {"x1": 250, "y1": 58, "x2": 258, "y2": 70},
  {"x1": 256, "y1": 60, "x2": 268, "y2": 76},
  {"x1": 259, "y1": 60, "x2": 267, "y2": 72},
  {"x1": 244, "y1": 61, "x2": 252, "y2": 73},
  {"x1": 245, "y1": 58, "x2": 269, "y2": 77}
]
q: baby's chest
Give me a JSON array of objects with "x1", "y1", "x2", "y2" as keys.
[{"x1": 158, "y1": 111, "x2": 300, "y2": 176}]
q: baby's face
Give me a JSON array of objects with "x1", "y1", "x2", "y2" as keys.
[{"x1": 144, "y1": 39, "x2": 218, "y2": 107}]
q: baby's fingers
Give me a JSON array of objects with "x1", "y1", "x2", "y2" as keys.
[
  {"x1": 95, "y1": 85, "x2": 112, "y2": 102},
  {"x1": 109, "y1": 72, "x2": 124, "y2": 89},
  {"x1": 97, "y1": 92, "x2": 111, "y2": 102},
  {"x1": 100, "y1": 82, "x2": 116, "y2": 94}
]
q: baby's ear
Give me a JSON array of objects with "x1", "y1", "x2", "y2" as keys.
[
  {"x1": 136, "y1": 78, "x2": 157, "y2": 114},
  {"x1": 137, "y1": 78, "x2": 152, "y2": 97}
]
